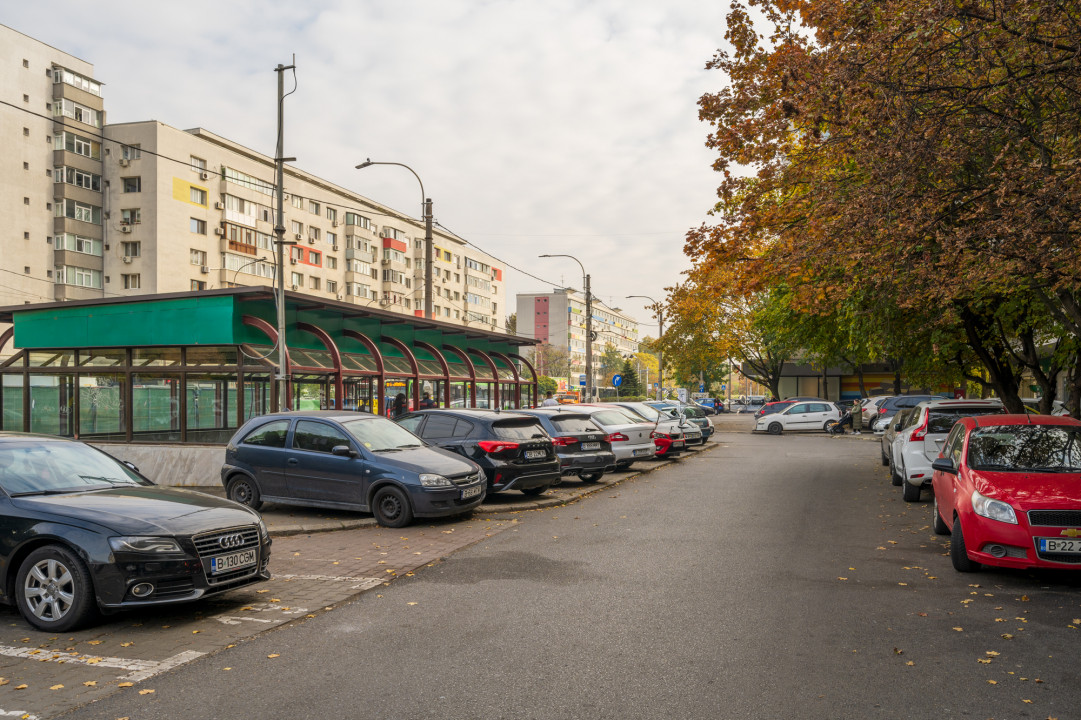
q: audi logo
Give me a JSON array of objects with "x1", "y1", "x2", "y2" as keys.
[{"x1": 218, "y1": 534, "x2": 245, "y2": 549}]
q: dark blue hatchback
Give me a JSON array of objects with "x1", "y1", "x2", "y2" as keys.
[{"x1": 221, "y1": 411, "x2": 486, "y2": 528}]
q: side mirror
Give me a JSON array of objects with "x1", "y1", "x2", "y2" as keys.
[
  {"x1": 931, "y1": 457, "x2": 956, "y2": 474},
  {"x1": 331, "y1": 445, "x2": 357, "y2": 458}
]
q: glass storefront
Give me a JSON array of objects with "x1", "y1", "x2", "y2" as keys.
[{"x1": 79, "y1": 373, "x2": 126, "y2": 441}]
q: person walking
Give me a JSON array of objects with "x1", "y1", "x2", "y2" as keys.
[
  {"x1": 541, "y1": 391, "x2": 559, "y2": 407},
  {"x1": 852, "y1": 399, "x2": 863, "y2": 435},
  {"x1": 418, "y1": 391, "x2": 436, "y2": 409},
  {"x1": 392, "y1": 393, "x2": 407, "y2": 418}
]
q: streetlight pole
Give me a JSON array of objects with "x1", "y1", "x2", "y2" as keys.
[
  {"x1": 273, "y1": 60, "x2": 297, "y2": 411},
  {"x1": 540, "y1": 254, "x2": 591, "y2": 402},
  {"x1": 355, "y1": 159, "x2": 433, "y2": 320},
  {"x1": 628, "y1": 295, "x2": 663, "y2": 400}
]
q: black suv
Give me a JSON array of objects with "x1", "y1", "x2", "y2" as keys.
[
  {"x1": 515, "y1": 409, "x2": 616, "y2": 483},
  {"x1": 395, "y1": 409, "x2": 561, "y2": 496}
]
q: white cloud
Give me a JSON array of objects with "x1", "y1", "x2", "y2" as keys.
[{"x1": 5, "y1": 0, "x2": 731, "y2": 331}]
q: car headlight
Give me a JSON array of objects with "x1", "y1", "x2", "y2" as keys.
[
  {"x1": 257, "y1": 518, "x2": 270, "y2": 541},
  {"x1": 109, "y1": 536, "x2": 184, "y2": 554},
  {"x1": 419, "y1": 473, "x2": 453, "y2": 487},
  {"x1": 971, "y1": 490, "x2": 1017, "y2": 524}
]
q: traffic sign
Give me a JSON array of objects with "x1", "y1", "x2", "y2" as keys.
[
  {"x1": 578, "y1": 373, "x2": 586, "y2": 386},
  {"x1": 612, "y1": 374, "x2": 623, "y2": 387},
  {"x1": 699, "y1": 383, "x2": 705, "y2": 392}
]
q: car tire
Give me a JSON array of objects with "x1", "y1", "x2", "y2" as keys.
[
  {"x1": 372, "y1": 486, "x2": 414, "y2": 528},
  {"x1": 16, "y1": 545, "x2": 98, "y2": 632},
  {"x1": 768, "y1": 422, "x2": 783, "y2": 435},
  {"x1": 823, "y1": 421, "x2": 834, "y2": 433},
  {"x1": 578, "y1": 471, "x2": 603, "y2": 483},
  {"x1": 932, "y1": 494, "x2": 950, "y2": 535},
  {"x1": 881, "y1": 448, "x2": 889, "y2": 466},
  {"x1": 889, "y1": 457, "x2": 902, "y2": 487},
  {"x1": 902, "y1": 478, "x2": 922, "y2": 502},
  {"x1": 950, "y1": 515, "x2": 980, "y2": 572},
  {"x1": 521, "y1": 485, "x2": 550, "y2": 496},
  {"x1": 227, "y1": 475, "x2": 263, "y2": 510}
]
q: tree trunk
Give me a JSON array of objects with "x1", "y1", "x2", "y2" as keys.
[{"x1": 959, "y1": 305, "x2": 1025, "y2": 413}]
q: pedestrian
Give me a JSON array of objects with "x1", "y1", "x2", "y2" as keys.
[
  {"x1": 852, "y1": 398, "x2": 863, "y2": 435},
  {"x1": 392, "y1": 393, "x2": 407, "y2": 418},
  {"x1": 418, "y1": 391, "x2": 436, "y2": 409},
  {"x1": 541, "y1": 391, "x2": 559, "y2": 407}
]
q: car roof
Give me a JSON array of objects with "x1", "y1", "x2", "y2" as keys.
[
  {"x1": 924, "y1": 398, "x2": 1003, "y2": 408},
  {"x1": 411, "y1": 408, "x2": 536, "y2": 421},
  {"x1": 965, "y1": 414, "x2": 1081, "y2": 428},
  {"x1": 260, "y1": 410, "x2": 380, "y2": 421}
]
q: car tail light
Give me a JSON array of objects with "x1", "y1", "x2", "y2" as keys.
[
  {"x1": 550, "y1": 436, "x2": 577, "y2": 447},
  {"x1": 607, "y1": 433, "x2": 629, "y2": 442},
  {"x1": 909, "y1": 413, "x2": 928, "y2": 442},
  {"x1": 478, "y1": 440, "x2": 520, "y2": 454},
  {"x1": 879, "y1": 407, "x2": 887, "y2": 413}
]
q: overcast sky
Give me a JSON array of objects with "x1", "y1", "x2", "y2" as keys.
[{"x1": 6, "y1": 1, "x2": 731, "y2": 335}]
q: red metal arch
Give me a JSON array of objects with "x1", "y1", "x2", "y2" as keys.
[
  {"x1": 0, "y1": 327, "x2": 13, "y2": 358},
  {"x1": 381, "y1": 336, "x2": 419, "y2": 408},
  {"x1": 508, "y1": 352, "x2": 540, "y2": 409},
  {"x1": 242, "y1": 315, "x2": 292, "y2": 409},
  {"x1": 467, "y1": 347, "x2": 500, "y2": 409},
  {"x1": 442, "y1": 345, "x2": 476, "y2": 407},
  {"x1": 341, "y1": 329, "x2": 384, "y2": 375},
  {"x1": 414, "y1": 340, "x2": 451, "y2": 407},
  {"x1": 297, "y1": 322, "x2": 343, "y2": 410},
  {"x1": 490, "y1": 351, "x2": 522, "y2": 409}
]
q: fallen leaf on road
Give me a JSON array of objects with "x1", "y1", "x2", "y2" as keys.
[
  {"x1": 15, "y1": 684, "x2": 28, "y2": 690},
  {"x1": 138, "y1": 689, "x2": 155, "y2": 695},
  {"x1": 1001, "y1": 634, "x2": 1014, "y2": 639},
  {"x1": 269, "y1": 598, "x2": 281, "y2": 603},
  {"x1": 986, "y1": 651, "x2": 1000, "y2": 657},
  {"x1": 50, "y1": 684, "x2": 64, "y2": 690},
  {"x1": 306, "y1": 614, "x2": 316, "y2": 618},
  {"x1": 987, "y1": 680, "x2": 997, "y2": 685},
  {"x1": 87, "y1": 640, "x2": 103, "y2": 645},
  {"x1": 1020, "y1": 595, "x2": 1030, "y2": 602},
  {"x1": 192, "y1": 630, "x2": 200, "y2": 634},
  {"x1": 83, "y1": 681, "x2": 96, "y2": 686},
  {"x1": 87, "y1": 658, "x2": 102, "y2": 664},
  {"x1": 223, "y1": 667, "x2": 232, "y2": 671},
  {"x1": 117, "y1": 682, "x2": 134, "y2": 688},
  {"x1": 120, "y1": 642, "x2": 134, "y2": 647},
  {"x1": 0, "y1": 678, "x2": 7, "y2": 686},
  {"x1": 257, "y1": 589, "x2": 269, "y2": 593},
  {"x1": 978, "y1": 658, "x2": 992, "y2": 664},
  {"x1": 952, "y1": 627, "x2": 963, "y2": 632},
  {"x1": 898, "y1": 582, "x2": 907, "y2": 586},
  {"x1": 837, "y1": 577, "x2": 847, "y2": 581},
  {"x1": 893, "y1": 648, "x2": 903, "y2": 655},
  {"x1": 1022, "y1": 699, "x2": 1032, "y2": 704},
  {"x1": 905, "y1": 661, "x2": 914, "y2": 666},
  {"x1": 407, "y1": 602, "x2": 417, "y2": 606},
  {"x1": 267, "y1": 654, "x2": 280, "y2": 658}
]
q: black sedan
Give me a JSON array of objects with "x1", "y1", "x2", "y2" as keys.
[
  {"x1": 514, "y1": 408, "x2": 616, "y2": 482},
  {"x1": 395, "y1": 409, "x2": 561, "y2": 495},
  {"x1": 222, "y1": 411, "x2": 486, "y2": 528},
  {"x1": 0, "y1": 433, "x2": 271, "y2": 632}
]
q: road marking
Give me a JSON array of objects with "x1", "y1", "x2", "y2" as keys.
[
  {"x1": 276, "y1": 573, "x2": 384, "y2": 590},
  {"x1": 1, "y1": 711, "x2": 40, "y2": 719},
  {"x1": 0, "y1": 645, "x2": 205, "y2": 682}
]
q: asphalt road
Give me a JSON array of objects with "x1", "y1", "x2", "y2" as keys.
[{"x1": 57, "y1": 420, "x2": 1081, "y2": 719}]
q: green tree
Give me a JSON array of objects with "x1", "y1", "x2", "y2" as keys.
[
  {"x1": 618, "y1": 358, "x2": 642, "y2": 396},
  {"x1": 529, "y1": 343, "x2": 571, "y2": 379},
  {"x1": 599, "y1": 343, "x2": 623, "y2": 386},
  {"x1": 505, "y1": 313, "x2": 517, "y2": 336},
  {"x1": 537, "y1": 375, "x2": 558, "y2": 396}
]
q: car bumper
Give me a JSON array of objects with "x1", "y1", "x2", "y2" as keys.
[
  {"x1": 611, "y1": 442, "x2": 656, "y2": 462},
  {"x1": 958, "y1": 511, "x2": 1081, "y2": 569},
  {"x1": 653, "y1": 438, "x2": 685, "y2": 457},
  {"x1": 411, "y1": 482, "x2": 487, "y2": 517},
  {"x1": 557, "y1": 451, "x2": 617, "y2": 474},
  {"x1": 484, "y1": 459, "x2": 561, "y2": 493}
]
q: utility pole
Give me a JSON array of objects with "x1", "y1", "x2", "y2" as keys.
[
  {"x1": 585, "y1": 273, "x2": 593, "y2": 403},
  {"x1": 274, "y1": 59, "x2": 297, "y2": 411},
  {"x1": 424, "y1": 198, "x2": 433, "y2": 320}
]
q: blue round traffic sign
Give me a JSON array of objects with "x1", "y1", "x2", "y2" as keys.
[{"x1": 612, "y1": 374, "x2": 623, "y2": 387}]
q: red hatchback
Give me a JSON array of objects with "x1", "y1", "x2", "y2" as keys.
[{"x1": 931, "y1": 414, "x2": 1081, "y2": 572}]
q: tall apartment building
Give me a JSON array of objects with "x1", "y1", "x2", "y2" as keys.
[
  {"x1": 0, "y1": 25, "x2": 504, "y2": 331},
  {"x1": 1, "y1": 24, "x2": 106, "y2": 306},
  {"x1": 516, "y1": 288, "x2": 640, "y2": 387}
]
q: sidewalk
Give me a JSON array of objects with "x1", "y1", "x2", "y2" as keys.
[{"x1": 184, "y1": 440, "x2": 718, "y2": 536}]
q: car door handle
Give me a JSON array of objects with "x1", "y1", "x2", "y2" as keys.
[{"x1": 286, "y1": 458, "x2": 299, "y2": 466}]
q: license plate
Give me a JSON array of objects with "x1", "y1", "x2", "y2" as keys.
[
  {"x1": 581, "y1": 442, "x2": 600, "y2": 450},
  {"x1": 461, "y1": 485, "x2": 483, "y2": 499},
  {"x1": 673, "y1": 441, "x2": 685, "y2": 448},
  {"x1": 633, "y1": 448, "x2": 652, "y2": 457},
  {"x1": 1039, "y1": 538, "x2": 1081, "y2": 553},
  {"x1": 210, "y1": 549, "x2": 257, "y2": 575},
  {"x1": 524, "y1": 450, "x2": 546, "y2": 460}
]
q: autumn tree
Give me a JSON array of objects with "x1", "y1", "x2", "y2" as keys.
[{"x1": 618, "y1": 358, "x2": 643, "y2": 396}]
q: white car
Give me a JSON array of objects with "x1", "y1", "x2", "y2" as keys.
[
  {"x1": 756, "y1": 401, "x2": 841, "y2": 435},
  {"x1": 896, "y1": 398, "x2": 1005, "y2": 502},
  {"x1": 562, "y1": 405, "x2": 657, "y2": 469},
  {"x1": 863, "y1": 396, "x2": 893, "y2": 427}
]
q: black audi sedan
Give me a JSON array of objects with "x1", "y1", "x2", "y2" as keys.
[
  {"x1": 222, "y1": 411, "x2": 486, "y2": 528},
  {"x1": 513, "y1": 408, "x2": 615, "y2": 482},
  {"x1": 0, "y1": 433, "x2": 271, "y2": 632},
  {"x1": 394, "y1": 409, "x2": 561, "y2": 495}
]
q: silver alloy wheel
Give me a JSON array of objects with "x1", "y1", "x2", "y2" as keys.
[{"x1": 23, "y1": 557, "x2": 76, "y2": 623}]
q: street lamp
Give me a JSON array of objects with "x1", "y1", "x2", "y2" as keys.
[
  {"x1": 628, "y1": 295, "x2": 663, "y2": 400},
  {"x1": 355, "y1": 159, "x2": 434, "y2": 320},
  {"x1": 540, "y1": 254, "x2": 592, "y2": 402}
]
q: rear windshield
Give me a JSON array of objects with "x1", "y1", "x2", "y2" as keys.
[
  {"x1": 968, "y1": 425, "x2": 1081, "y2": 471},
  {"x1": 928, "y1": 407, "x2": 1004, "y2": 434},
  {"x1": 492, "y1": 419, "x2": 548, "y2": 441},
  {"x1": 550, "y1": 415, "x2": 599, "y2": 433},
  {"x1": 592, "y1": 410, "x2": 640, "y2": 426},
  {"x1": 622, "y1": 404, "x2": 658, "y2": 421}
]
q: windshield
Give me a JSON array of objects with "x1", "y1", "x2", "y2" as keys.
[
  {"x1": 550, "y1": 415, "x2": 600, "y2": 433},
  {"x1": 622, "y1": 404, "x2": 660, "y2": 421},
  {"x1": 342, "y1": 417, "x2": 425, "y2": 451},
  {"x1": 928, "y1": 407, "x2": 1003, "y2": 434},
  {"x1": 967, "y1": 425, "x2": 1081, "y2": 472},
  {"x1": 0, "y1": 440, "x2": 146, "y2": 496},
  {"x1": 592, "y1": 410, "x2": 643, "y2": 427},
  {"x1": 492, "y1": 419, "x2": 548, "y2": 441}
]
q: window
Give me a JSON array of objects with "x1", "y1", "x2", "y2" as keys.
[
  {"x1": 55, "y1": 199, "x2": 102, "y2": 225},
  {"x1": 55, "y1": 265, "x2": 102, "y2": 288},
  {"x1": 344, "y1": 212, "x2": 371, "y2": 229},
  {"x1": 309, "y1": 277, "x2": 320, "y2": 290},
  {"x1": 223, "y1": 167, "x2": 274, "y2": 196},
  {"x1": 190, "y1": 187, "x2": 207, "y2": 205},
  {"x1": 291, "y1": 195, "x2": 304, "y2": 209},
  {"x1": 190, "y1": 218, "x2": 207, "y2": 234},
  {"x1": 191, "y1": 280, "x2": 207, "y2": 291},
  {"x1": 290, "y1": 246, "x2": 303, "y2": 262},
  {"x1": 327, "y1": 231, "x2": 336, "y2": 246},
  {"x1": 241, "y1": 419, "x2": 290, "y2": 447},
  {"x1": 293, "y1": 421, "x2": 350, "y2": 453},
  {"x1": 120, "y1": 241, "x2": 141, "y2": 258},
  {"x1": 308, "y1": 227, "x2": 320, "y2": 241},
  {"x1": 291, "y1": 221, "x2": 303, "y2": 235},
  {"x1": 327, "y1": 280, "x2": 337, "y2": 294},
  {"x1": 122, "y1": 177, "x2": 141, "y2": 193},
  {"x1": 54, "y1": 233, "x2": 101, "y2": 256},
  {"x1": 53, "y1": 98, "x2": 102, "y2": 127},
  {"x1": 309, "y1": 251, "x2": 322, "y2": 266},
  {"x1": 56, "y1": 131, "x2": 101, "y2": 159},
  {"x1": 56, "y1": 166, "x2": 101, "y2": 191},
  {"x1": 327, "y1": 256, "x2": 337, "y2": 270},
  {"x1": 190, "y1": 249, "x2": 207, "y2": 266},
  {"x1": 326, "y1": 207, "x2": 337, "y2": 223},
  {"x1": 53, "y1": 67, "x2": 102, "y2": 96},
  {"x1": 120, "y1": 209, "x2": 141, "y2": 225},
  {"x1": 191, "y1": 156, "x2": 207, "y2": 171},
  {"x1": 121, "y1": 144, "x2": 141, "y2": 160},
  {"x1": 122, "y1": 274, "x2": 141, "y2": 290},
  {"x1": 309, "y1": 201, "x2": 319, "y2": 215},
  {"x1": 291, "y1": 272, "x2": 303, "y2": 288}
]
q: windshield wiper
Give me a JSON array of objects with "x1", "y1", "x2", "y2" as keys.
[
  {"x1": 371, "y1": 447, "x2": 403, "y2": 453},
  {"x1": 1030, "y1": 466, "x2": 1081, "y2": 473},
  {"x1": 9, "y1": 488, "x2": 82, "y2": 497},
  {"x1": 396, "y1": 443, "x2": 424, "y2": 449},
  {"x1": 78, "y1": 475, "x2": 134, "y2": 486},
  {"x1": 971, "y1": 463, "x2": 1015, "y2": 470}
]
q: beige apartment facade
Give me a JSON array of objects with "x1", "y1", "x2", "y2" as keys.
[{"x1": 1, "y1": 25, "x2": 504, "y2": 337}]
